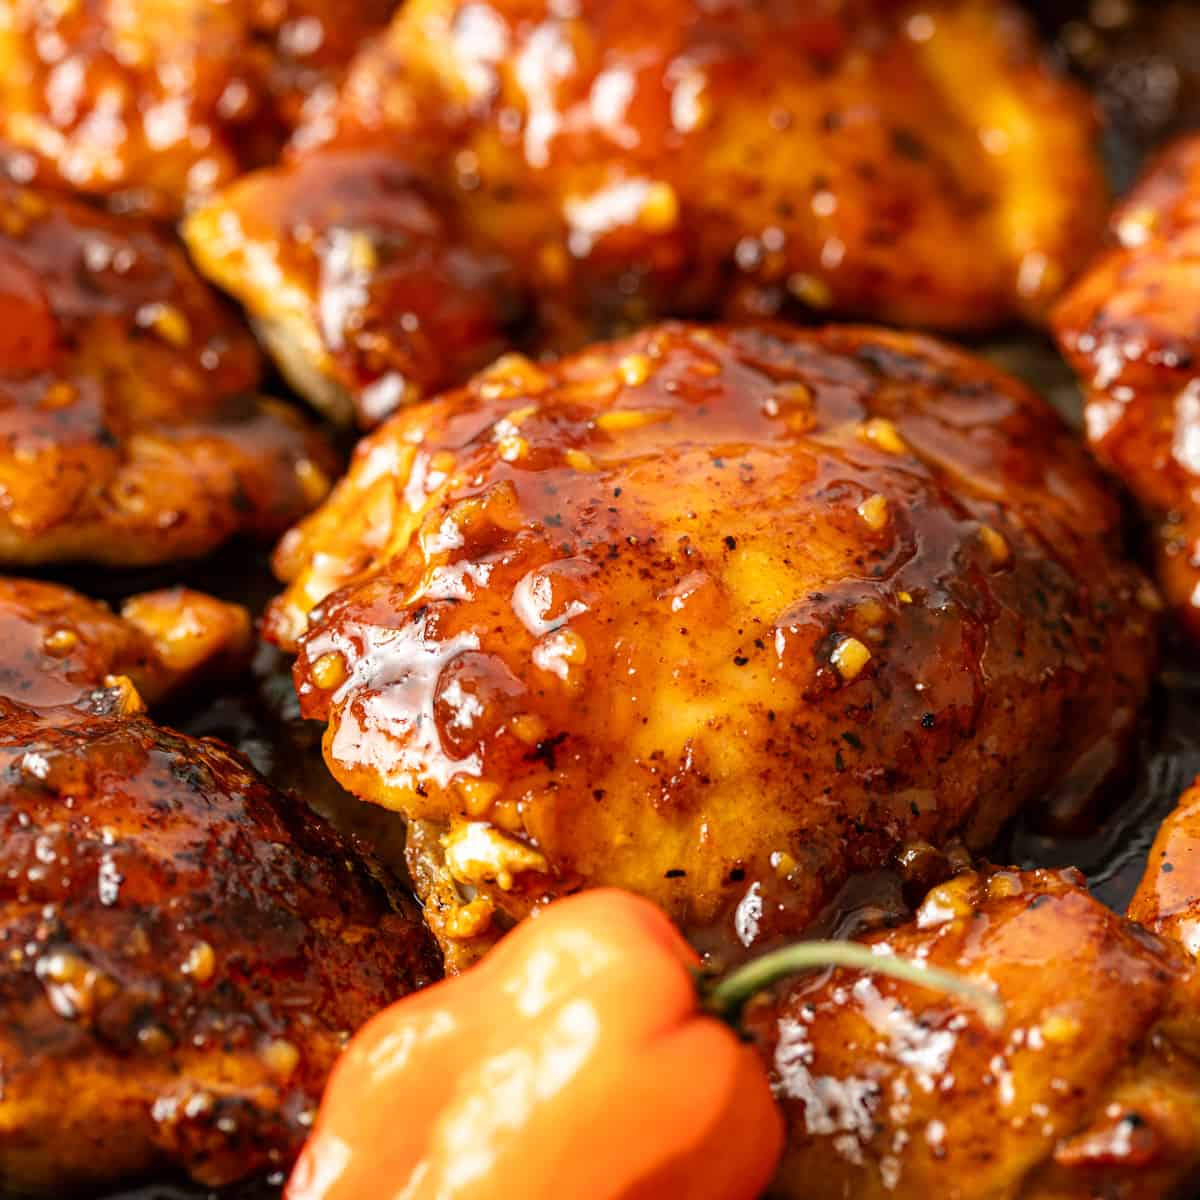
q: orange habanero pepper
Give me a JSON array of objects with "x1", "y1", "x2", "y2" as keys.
[{"x1": 287, "y1": 888, "x2": 1002, "y2": 1200}]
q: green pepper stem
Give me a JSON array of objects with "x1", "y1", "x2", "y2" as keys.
[{"x1": 705, "y1": 940, "x2": 1005, "y2": 1031}]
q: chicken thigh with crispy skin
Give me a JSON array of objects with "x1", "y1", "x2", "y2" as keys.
[
  {"x1": 265, "y1": 322, "x2": 1156, "y2": 969},
  {"x1": 0, "y1": 0, "x2": 398, "y2": 216},
  {"x1": 1054, "y1": 135, "x2": 1200, "y2": 644},
  {"x1": 753, "y1": 859, "x2": 1200, "y2": 1200},
  {"x1": 187, "y1": 0, "x2": 1106, "y2": 426},
  {"x1": 0, "y1": 179, "x2": 339, "y2": 567},
  {"x1": 0, "y1": 578, "x2": 441, "y2": 1193}
]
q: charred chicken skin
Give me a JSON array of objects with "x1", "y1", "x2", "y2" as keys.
[
  {"x1": 0, "y1": 0, "x2": 398, "y2": 216},
  {"x1": 0, "y1": 578, "x2": 441, "y2": 1193},
  {"x1": 753, "y1": 859, "x2": 1200, "y2": 1200},
  {"x1": 1054, "y1": 134, "x2": 1200, "y2": 645},
  {"x1": 0, "y1": 179, "x2": 338, "y2": 567},
  {"x1": 265, "y1": 322, "x2": 1157, "y2": 968},
  {"x1": 186, "y1": 0, "x2": 1105, "y2": 426}
]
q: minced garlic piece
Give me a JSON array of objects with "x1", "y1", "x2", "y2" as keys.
[
  {"x1": 857, "y1": 493, "x2": 890, "y2": 532},
  {"x1": 442, "y1": 821, "x2": 549, "y2": 891},
  {"x1": 831, "y1": 636, "x2": 871, "y2": 681},
  {"x1": 858, "y1": 417, "x2": 908, "y2": 455}
]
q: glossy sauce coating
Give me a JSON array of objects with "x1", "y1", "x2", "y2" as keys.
[
  {"x1": 0, "y1": 577, "x2": 251, "y2": 716},
  {"x1": 0, "y1": 713, "x2": 441, "y2": 1194},
  {"x1": 1054, "y1": 135, "x2": 1200, "y2": 645},
  {"x1": 268, "y1": 322, "x2": 1157, "y2": 965},
  {"x1": 1131, "y1": 775, "x2": 1200, "y2": 960},
  {"x1": 751, "y1": 868, "x2": 1200, "y2": 1200},
  {"x1": 0, "y1": 0, "x2": 398, "y2": 215},
  {"x1": 0, "y1": 180, "x2": 339, "y2": 565},
  {"x1": 185, "y1": 149, "x2": 517, "y2": 426},
  {"x1": 0, "y1": 576, "x2": 441, "y2": 1193},
  {"x1": 189, "y1": 0, "x2": 1105, "y2": 426}
]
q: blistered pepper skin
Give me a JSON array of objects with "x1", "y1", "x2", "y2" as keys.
[{"x1": 286, "y1": 889, "x2": 783, "y2": 1200}]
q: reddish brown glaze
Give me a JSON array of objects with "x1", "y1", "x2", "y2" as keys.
[
  {"x1": 1131, "y1": 775, "x2": 1200, "y2": 960},
  {"x1": 0, "y1": 0, "x2": 398, "y2": 215},
  {"x1": 751, "y1": 867, "x2": 1200, "y2": 1200},
  {"x1": 188, "y1": 0, "x2": 1105, "y2": 426},
  {"x1": 0, "y1": 711, "x2": 440, "y2": 1194},
  {"x1": 0, "y1": 577, "x2": 251, "y2": 716},
  {"x1": 266, "y1": 322, "x2": 1157, "y2": 965},
  {"x1": 1054, "y1": 135, "x2": 1200, "y2": 645},
  {"x1": 185, "y1": 149, "x2": 517, "y2": 426},
  {"x1": 0, "y1": 180, "x2": 339, "y2": 566},
  {"x1": 0, "y1": 577, "x2": 441, "y2": 1192}
]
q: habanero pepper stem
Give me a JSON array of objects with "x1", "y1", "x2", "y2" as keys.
[
  {"x1": 287, "y1": 889, "x2": 1007, "y2": 1200},
  {"x1": 703, "y1": 938, "x2": 1007, "y2": 1031}
]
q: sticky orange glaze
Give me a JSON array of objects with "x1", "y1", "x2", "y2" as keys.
[
  {"x1": 0, "y1": 0, "x2": 398, "y2": 215},
  {"x1": 0, "y1": 711, "x2": 441, "y2": 1193},
  {"x1": 1131, "y1": 776, "x2": 1200, "y2": 959},
  {"x1": 319, "y1": 0, "x2": 1103, "y2": 330},
  {"x1": 185, "y1": 149, "x2": 519, "y2": 426},
  {"x1": 0, "y1": 577, "x2": 250, "y2": 716},
  {"x1": 188, "y1": 0, "x2": 1105, "y2": 426},
  {"x1": 0, "y1": 576, "x2": 441, "y2": 1192},
  {"x1": 1054, "y1": 134, "x2": 1200, "y2": 645},
  {"x1": 267, "y1": 322, "x2": 1157, "y2": 963},
  {"x1": 0, "y1": 180, "x2": 340, "y2": 566},
  {"x1": 752, "y1": 868, "x2": 1200, "y2": 1200}
]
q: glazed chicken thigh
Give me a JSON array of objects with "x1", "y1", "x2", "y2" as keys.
[
  {"x1": 1054, "y1": 135, "x2": 1200, "y2": 645},
  {"x1": 0, "y1": 0, "x2": 398, "y2": 216},
  {"x1": 754, "y1": 859, "x2": 1200, "y2": 1200},
  {"x1": 0, "y1": 179, "x2": 338, "y2": 567},
  {"x1": 0, "y1": 576, "x2": 251, "y2": 716},
  {"x1": 187, "y1": 0, "x2": 1105, "y2": 426},
  {"x1": 0, "y1": 578, "x2": 441, "y2": 1193},
  {"x1": 266, "y1": 322, "x2": 1157, "y2": 969}
]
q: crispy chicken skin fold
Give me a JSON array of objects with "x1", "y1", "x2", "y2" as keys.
[
  {"x1": 753, "y1": 864, "x2": 1200, "y2": 1200},
  {"x1": 266, "y1": 322, "x2": 1157, "y2": 968},
  {"x1": 186, "y1": 0, "x2": 1106, "y2": 426},
  {"x1": 1054, "y1": 135, "x2": 1200, "y2": 645},
  {"x1": 0, "y1": 0, "x2": 398, "y2": 216},
  {"x1": 0, "y1": 180, "x2": 338, "y2": 567},
  {"x1": 0, "y1": 578, "x2": 441, "y2": 1194}
]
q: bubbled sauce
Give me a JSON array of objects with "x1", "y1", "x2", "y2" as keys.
[
  {"x1": 0, "y1": 0, "x2": 398, "y2": 216},
  {"x1": 270, "y1": 321, "x2": 1156, "y2": 960}
]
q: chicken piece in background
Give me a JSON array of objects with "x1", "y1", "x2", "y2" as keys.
[
  {"x1": 187, "y1": 0, "x2": 1107, "y2": 427},
  {"x1": 0, "y1": 179, "x2": 339, "y2": 567},
  {"x1": 0, "y1": 0, "x2": 398, "y2": 216},
  {"x1": 0, "y1": 576, "x2": 442, "y2": 1195},
  {"x1": 0, "y1": 576, "x2": 251, "y2": 717},
  {"x1": 185, "y1": 150, "x2": 518, "y2": 427},
  {"x1": 1053, "y1": 135, "x2": 1200, "y2": 645},
  {"x1": 752, "y1": 858, "x2": 1200, "y2": 1200}
]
